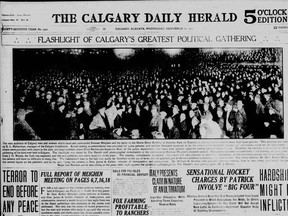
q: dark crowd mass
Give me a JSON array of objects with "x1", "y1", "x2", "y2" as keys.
[{"x1": 13, "y1": 48, "x2": 284, "y2": 140}]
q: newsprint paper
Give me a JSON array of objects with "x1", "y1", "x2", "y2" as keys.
[{"x1": 1, "y1": 1, "x2": 288, "y2": 216}]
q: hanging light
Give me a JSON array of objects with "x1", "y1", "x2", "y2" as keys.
[
  {"x1": 162, "y1": 48, "x2": 183, "y2": 57},
  {"x1": 114, "y1": 49, "x2": 135, "y2": 59}
]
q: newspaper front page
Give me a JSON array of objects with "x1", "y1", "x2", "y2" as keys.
[{"x1": 1, "y1": 1, "x2": 288, "y2": 215}]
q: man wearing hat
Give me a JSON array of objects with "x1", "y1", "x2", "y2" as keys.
[
  {"x1": 89, "y1": 104, "x2": 109, "y2": 130},
  {"x1": 114, "y1": 106, "x2": 124, "y2": 129},
  {"x1": 89, "y1": 102, "x2": 111, "y2": 139}
]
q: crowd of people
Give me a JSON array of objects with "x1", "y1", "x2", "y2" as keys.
[
  {"x1": 13, "y1": 48, "x2": 284, "y2": 140},
  {"x1": 197, "y1": 48, "x2": 281, "y2": 63}
]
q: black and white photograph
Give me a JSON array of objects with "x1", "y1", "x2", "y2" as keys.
[{"x1": 13, "y1": 48, "x2": 284, "y2": 140}]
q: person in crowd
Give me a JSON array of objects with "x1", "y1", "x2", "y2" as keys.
[
  {"x1": 179, "y1": 113, "x2": 189, "y2": 138},
  {"x1": 76, "y1": 105, "x2": 91, "y2": 138},
  {"x1": 233, "y1": 100, "x2": 247, "y2": 138},
  {"x1": 53, "y1": 103, "x2": 68, "y2": 139},
  {"x1": 216, "y1": 107, "x2": 225, "y2": 138},
  {"x1": 160, "y1": 111, "x2": 168, "y2": 137},
  {"x1": 149, "y1": 104, "x2": 163, "y2": 136},
  {"x1": 172, "y1": 104, "x2": 180, "y2": 129},
  {"x1": 14, "y1": 109, "x2": 41, "y2": 140},
  {"x1": 224, "y1": 100, "x2": 236, "y2": 138},
  {"x1": 253, "y1": 94, "x2": 265, "y2": 138},
  {"x1": 114, "y1": 107, "x2": 124, "y2": 129},
  {"x1": 66, "y1": 109, "x2": 79, "y2": 140},
  {"x1": 166, "y1": 117, "x2": 180, "y2": 139},
  {"x1": 188, "y1": 109, "x2": 200, "y2": 138},
  {"x1": 89, "y1": 104, "x2": 111, "y2": 139},
  {"x1": 199, "y1": 112, "x2": 222, "y2": 139}
]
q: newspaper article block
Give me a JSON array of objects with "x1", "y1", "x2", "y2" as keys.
[{"x1": 1, "y1": 168, "x2": 40, "y2": 215}]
